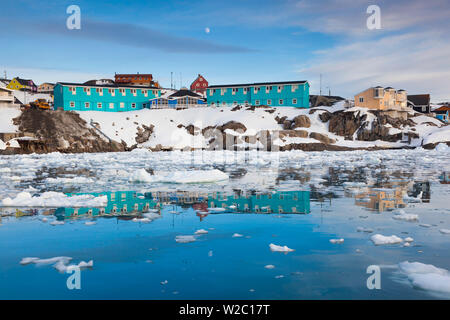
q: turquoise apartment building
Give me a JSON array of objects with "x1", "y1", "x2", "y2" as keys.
[
  {"x1": 206, "y1": 81, "x2": 310, "y2": 108},
  {"x1": 53, "y1": 82, "x2": 161, "y2": 112}
]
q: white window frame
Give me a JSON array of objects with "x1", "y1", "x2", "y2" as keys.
[
  {"x1": 85, "y1": 102, "x2": 90, "y2": 108},
  {"x1": 277, "y1": 85, "x2": 283, "y2": 93},
  {"x1": 267, "y1": 99, "x2": 272, "y2": 105},
  {"x1": 120, "y1": 102, "x2": 125, "y2": 108},
  {"x1": 97, "y1": 102, "x2": 102, "y2": 109},
  {"x1": 254, "y1": 87, "x2": 260, "y2": 94},
  {"x1": 359, "y1": 97, "x2": 364, "y2": 103},
  {"x1": 109, "y1": 102, "x2": 114, "y2": 109},
  {"x1": 119, "y1": 88, "x2": 126, "y2": 96},
  {"x1": 292, "y1": 98, "x2": 297, "y2": 104},
  {"x1": 69, "y1": 87, "x2": 76, "y2": 95},
  {"x1": 109, "y1": 89, "x2": 115, "y2": 96},
  {"x1": 279, "y1": 99, "x2": 283, "y2": 105},
  {"x1": 69, "y1": 101, "x2": 75, "y2": 108},
  {"x1": 255, "y1": 100, "x2": 260, "y2": 106},
  {"x1": 131, "y1": 103, "x2": 136, "y2": 109},
  {"x1": 291, "y1": 85, "x2": 298, "y2": 92},
  {"x1": 84, "y1": 87, "x2": 91, "y2": 95}
]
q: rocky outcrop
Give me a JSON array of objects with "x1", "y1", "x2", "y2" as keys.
[
  {"x1": 135, "y1": 124, "x2": 154, "y2": 143},
  {"x1": 11, "y1": 109, "x2": 126, "y2": 154}
]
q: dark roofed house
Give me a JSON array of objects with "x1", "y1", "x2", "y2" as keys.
[
  {"x1": 408, "y1": 94, "x2": 431, "y2": 113},
  {"x1": 144, "y1": 87, "x2": 206, "y2": 110}
]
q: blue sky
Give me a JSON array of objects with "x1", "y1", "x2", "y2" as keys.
[{"x1": 1, "y1": 0, "x2": 449, "y2": 101}]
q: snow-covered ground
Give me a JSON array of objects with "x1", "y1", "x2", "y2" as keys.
[{"x1": 76, "y1": 104, "x2": 449, "y2": 150}]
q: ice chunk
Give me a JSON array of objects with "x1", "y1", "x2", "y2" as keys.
[
  {"x1": 130, "y1": 169, "x2": 228, "y2": 184},
  {"x1": 50, "y1": 220, "x2": 65, "y2": 226},
  {"x1": 398, "y1": 261, "x2": 450, "y2": 294},
  {"x1": 194, "y1": 229, "x2": 208, "y2": 235},
  {"x1": 439, "y1": 229, "x2": 450, "y2": 234},
  {"x1": 371, "y1": 234, "x2": 403, "y2": 245},
  {"x1": 175, "y1": 235, "x2": 196, "y2": 243},
  {"x1": 269, "y1": 243, "x2": 294, "y2": 252},
  {"x1": 393, "y1": 212, "x2": 419, "y2": 222},
  {"x1": 232, "y1": 233, "x2": 243, "y2": 238},
  {"x1": 85, "y1": 221, "x2": 97, "y2": 226},
  {"x1": 330, "y1": 238, "x2": 344, "y2": 244},
  {"x1": 1, "y1": 192, "x2": 107, "y2": 208},
  {"x1": 264, "y1": 264, "x2": 275, "y2": 269}
]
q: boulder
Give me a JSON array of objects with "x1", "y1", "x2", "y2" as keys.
[
  {"x1": 309, "y1": 132, "x2": 336, "y2": 144},
  {"x1": 292, "y1": 115, "x2": 311, "y2": 128}
]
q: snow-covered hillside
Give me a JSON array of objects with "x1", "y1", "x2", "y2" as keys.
[{"x1": 77, "y1": 102, "x2": 449, "y2": 151}]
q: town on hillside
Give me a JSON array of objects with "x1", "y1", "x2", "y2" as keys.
[{"x1": 1, "y1": 72, "x2": 448, "y2": 123}]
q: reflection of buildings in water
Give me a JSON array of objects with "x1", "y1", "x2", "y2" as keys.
[
  {"x1": 208, "y1": 190, "x2": 310, "y2": 214},
  {"x1": 411, "y1": 181, "x2": 431, "y2": 203},
  {"x1": 149, "y1": 191, "x2": 208, "y2": 205},
  {"x1": 440, "y1": 172, "x2": 450, "y2": 184},
  {"x1": 354, "y1": 187, "x2": 406, "y2": 212},
  {"x1": 56, "y1": 191, "x2": 160, "y2": 219}
]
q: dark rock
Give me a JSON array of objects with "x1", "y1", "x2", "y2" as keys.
[
  {"x1": 309, "y1": 132, "x2": 336, "y2": 144},
  {"x1": 292, "y1": 115, "x2": 311, "y2": 128}
]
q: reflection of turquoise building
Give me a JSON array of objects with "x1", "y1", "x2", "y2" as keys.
[
  {"x1": 208, "y1": 190, "x2": 310, "y2": 214},
  {"x1": 56, "y1": 191, "x2": 160, "y2": 219}
]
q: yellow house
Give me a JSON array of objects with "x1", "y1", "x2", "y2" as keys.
[
  {"x1": 7, "y1": 77, "x2": 37, "y2": 92},
  {"x1": 354, "y1": 187, "x2": 406, "y2": 212},
  {"x1": 354, "y1": 87, "x2": 407, "y2": 110}
]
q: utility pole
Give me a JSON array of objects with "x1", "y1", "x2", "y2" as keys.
[
  {"x1": 171, "y1": 72, "x2": 173, "y2": 89},
  {"x1": 319, "y1": 74, "x2": 322, "y2": 96}
]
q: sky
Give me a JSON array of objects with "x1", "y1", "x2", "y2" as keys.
[{"x1": 0, "y1": 0, "x2": 449, "y2": 101}]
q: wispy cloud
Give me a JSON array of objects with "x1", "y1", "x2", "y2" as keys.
[
  {"x1": 5, "y1": 17, "x2": 254, "y2": 54},
  {"x1": 299, "y1": 31, "x2": 450, "y2": 101}
]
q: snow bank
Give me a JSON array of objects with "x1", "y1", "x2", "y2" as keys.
[
  {"x1": 0, "y1": 106, "x2": 21, "y2": 132},
  {"x1": 269, "y1": 243, "x2": 295, "y2": 252},
  {"x1": 129, "y1": 168, "x2": 228, "y2": 184},
  {"x1": 398, "y1": 261, "x2": 450, "y2": 294},
  {"x1": 1, "y1": 192, "x2": 107, "y2": 207},
  {"x1": 370, "y1": 234, "x2": 403, "y2": 245}
]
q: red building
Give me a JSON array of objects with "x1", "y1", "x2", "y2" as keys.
[
  {"x1": 190, "y1": 74, "x2": 208, "y2": 95},
  {"x1": 114, "y1": 73, "x2": 160, "y2": 87}
]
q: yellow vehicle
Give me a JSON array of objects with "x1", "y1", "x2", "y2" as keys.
[{"x1": 30, "y1": 98, "x2": 51, "y2": 110}]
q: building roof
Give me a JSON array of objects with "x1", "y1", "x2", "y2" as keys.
[
  {"x1": 434, "y1": 106, "x2": 450, "y2": 113},
  {"x1": 168, "y1": 88, "x2": 202, "y2": 99},
  {"x1": 207, "y1": 80, "x2": 308, "y2": 89},
  {"x1": 56, "y1": 82, "x2": 159, "y2": 89},
  {"x1": 408, "y1": 94, "x2": 430, "y2": 106},
  {"x1": 15, "y1": 78, "x2": 35, "y2": 86}
]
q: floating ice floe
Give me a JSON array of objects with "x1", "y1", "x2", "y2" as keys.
[
  {"x1": 264, "y1": 264, "x2": 275, "y2": 269},
  {"x1": 330, "y1": 238, "x2": 344, "y2": 244},
  {"x1": 194, "y1": 229, "x2": 208, "y2": 235},
  {"x1": 1, "y1": 192, "x2": 107, "y2": 208},
  {"x1": 20, "y1": 256, "x2": 93, "y2": 273},
  {"x1": 50, "y1": 220, "x2": 65, "y2": 226},
  {"x1": 207, "y1": 207, "x2": 227, "y2": 213},
  {"x1": 175, "y1": 235, "x2": 196, "y2": 243},
  {"x1": 393, "y1": 210, "x2": 419, "y2": 222},
  {"x1": 404, "y1": 237, "x2": 414, "y2": 242},
  {"x1": 129, "y1": 168, "x2": 228, "y2": 184},
  {"x1": 85, "y1": 221, "x2": 97, "y2": 226},
  {"x1": 397, "y1": 261, "x2": 450, "y2": 294},
  {"x1": 357, "y1": 227, "x2": 373, "y2": 233},
  {"x1": 45, "y1": 177, "x2": 95, "y2": 184},
  {"x1": 232, "y1": 233, "x2": 243, "y2": 238},
  {"x1": 439, "y1": 229, "x2": 450, "y2": 234},
  {"x1": 419, "y1": 223, "x2": 432, "y2": 228},
  {"x1": 269, "y1": 243, "x2": 294, "y2": 252},
  {"x1": 370, "y1": 234, "x2": 403, "y2": 245},
  {"x1": 132, "y1": 217, "x2": 152, "y2": 223}
]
